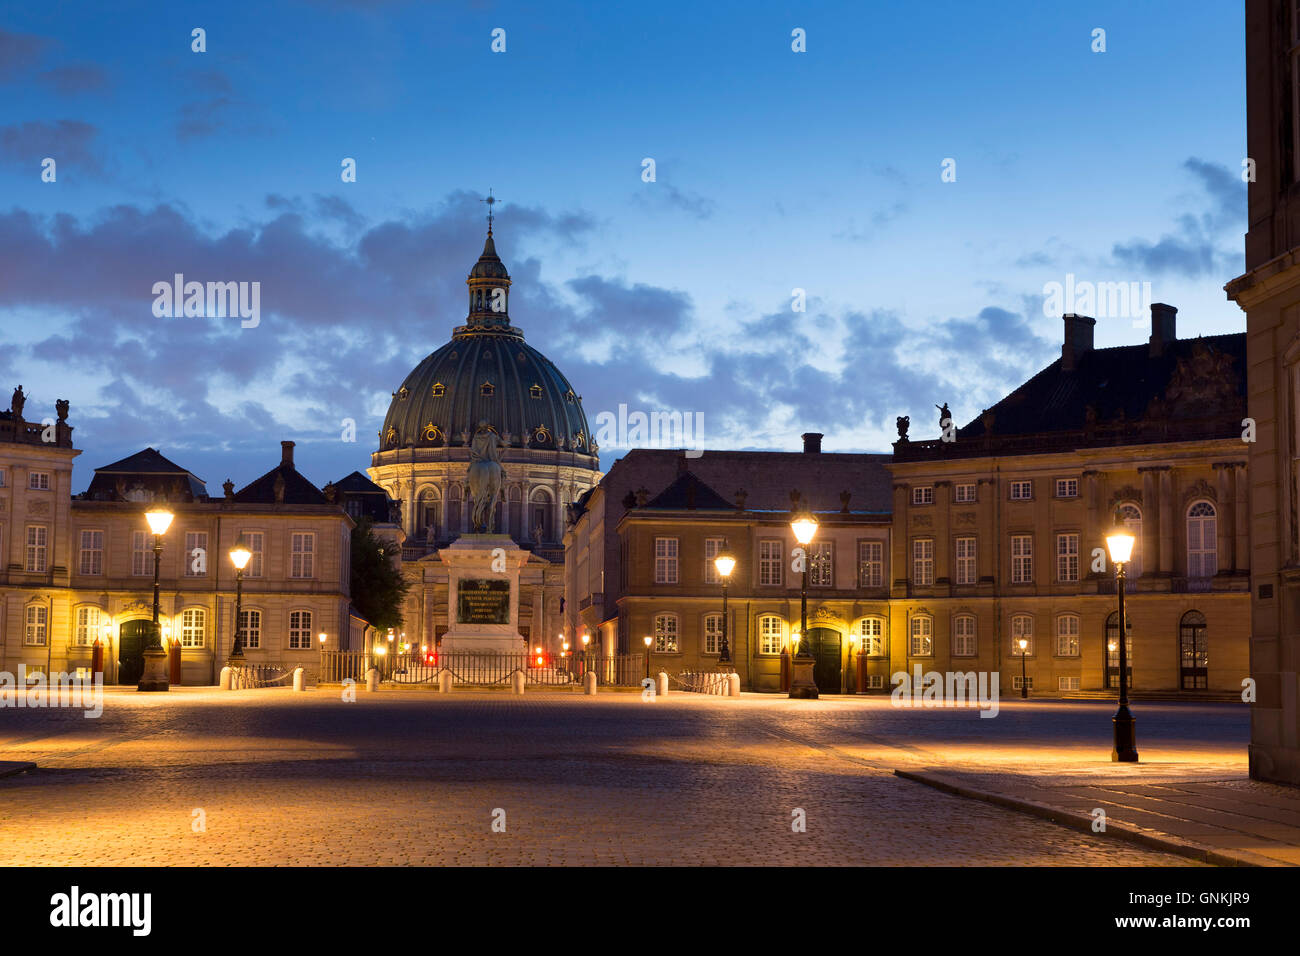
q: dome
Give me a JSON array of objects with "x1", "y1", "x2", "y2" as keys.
[{"x1": 377, "y1": 229, "x2": 597, "y2": 460}]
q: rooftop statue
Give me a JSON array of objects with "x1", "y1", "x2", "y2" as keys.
[{"x1": 468, "y1": 421, "x2": 506, "y2": 533}]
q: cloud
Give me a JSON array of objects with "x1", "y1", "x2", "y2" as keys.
[
  {"x1": 37, "y1": 64, "x2": 110, "y2": 94},
  {"x1": 631, "y1": 182, "x2": 715, "y2": 219},
  {"x1": 0, "y1": 28, "x2": 50, "y2": 81},
  {"x1": 0, "y1": 120, "x2": 102, "y2": 176}
]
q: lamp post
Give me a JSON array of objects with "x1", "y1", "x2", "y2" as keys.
[
  {"x1": 138, "y1": 508, "x2": 174, "y2": 691},
  {"x1": 713, "y1": 542, "x2": 736, "y2": 671},
  {"x1": 643, "y1": 635, "x2": 653, "y2": 679},
  {"x1": 788, "y1": 508, "x2": 820, "y2": 699},
  {"x1": 1105, "y1": 515, "x2": 1139, "y2": 762},
  {"x1": 228, "y1": 537, "x2": 251, "y2": 665},
  {"x1": 1018, "y1": 638, "x2": 1028, "y2": 698},
  {"x1": 581, "y1": 633, "x2": 590, "y2": 675}
]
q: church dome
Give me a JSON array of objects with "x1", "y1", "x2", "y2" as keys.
[{"x1": 377, "y1": 228, "x2": 597, "y2": 460}]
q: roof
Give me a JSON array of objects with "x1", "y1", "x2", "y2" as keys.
[
  {"x1": 642, "y1": 471, "x2": 737, "y2": 511},
  {"x1": 333, "y1": 470, "x2": 389, "y2": 495},
  {"x1": 234, "y1": 462, "x2": 326, "y2": 505},
  {"x1": 95, "y1": 447, "x2": 204, "y2": 480},
  {"x1": 87, "y1": 447, "x2": 207, "y2": 499}
]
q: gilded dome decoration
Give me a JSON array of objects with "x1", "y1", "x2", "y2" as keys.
[{"x1": 422, "y1": 423, "x2": 443, "y2": 443}]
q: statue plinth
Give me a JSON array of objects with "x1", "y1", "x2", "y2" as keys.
[{"x1": 437, "y1": 535, "x2": 531, "y2": 655}]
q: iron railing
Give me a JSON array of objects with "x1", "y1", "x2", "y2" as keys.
[{"x1": 316, "y1": 650, "x2": 646, "y2": 687}]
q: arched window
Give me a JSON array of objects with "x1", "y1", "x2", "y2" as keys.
[
  {"x1": 529, "y1": 488, "x2": 553, "y2": 542},
  {"x1": 952, "y1": 614, "x2": 976, "y2": 657},
  {"x1": 703, "y1": 613, "x2": 723, "y2": 655},
  {"x1": 1010, "y1": 614, "x2": 1033, "y2": 656},
  {"x1": 757, "y1": 615, "x2": 785, "y2": 655},
  {"x1": 653, "y1": 613, "x2": 679, "y2": 653},
  {"x1": 1055, "y1": 613, "x2": 1080, "y2": 657},
  {"x1": 418, "y1": 488, "x2": 441, "y2": 541},
  {"x1": 1187, "y1": 501, "x2": 1217, "y2": 581},
  {"x1": 74, "y1": 606, "x2": 102, "y2": 646},
  {"x1": 1118, "y1": 504, "x2": 1142, "y2": 577},
  {"x1": 1105, "y1": 610, "x2": 1132, "y2": 689},
  {"x1": 24, "y1": 604, "x2": 47, "y2": 646},
  {"x1": 179, "y1": 608, "x2": 206, "y2": 648},
  {"x1": 238, "y1": 608, "x2": 263, "y2": 649},
  {"x1": 909, "y1": 615, "x2": 933, "y2": 656},
  {"x1": 1179, "y1": 610, "x2": 1208, "y2": 690},
  {"x1": 289, "y1": 609, "x2": 313, "y2": 650},
  {"x1": 854, "y1": 617, "x2": 885, "y2": 657}
]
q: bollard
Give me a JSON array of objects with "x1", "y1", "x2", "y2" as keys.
[
  {"x1": 219, "y1": 666, "x2": 232, "y2": 690},
  {"x1": 365, "y1": 667, "x2": 379, "y2": 692},
  {"x1": 512, "y1": 670, "x2": 526, "y2": 695},
  {"x1": 728, "y1": 673, "x2": 741, "y2": 697},
  {"x1": 439, "y1": 670, "x2": 453, "y2": 693},
  {"x1": 293, "y1": 667, "x2": 306, "y2": 692},
  {"x1": 657, "y1": 671, "x2": 669, "y2": 697},
  {"x1": 584, "y1": 671, "x2": 597, "y2": 695}
]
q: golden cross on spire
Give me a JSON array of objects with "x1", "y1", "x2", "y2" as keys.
[{"x1": 480, "y1": 189, "x2": 500, "y2": 234}]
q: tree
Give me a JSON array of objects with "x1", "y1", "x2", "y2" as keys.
[{"x1": 349, "y1": 516, "x2": 410, "y2": 633}]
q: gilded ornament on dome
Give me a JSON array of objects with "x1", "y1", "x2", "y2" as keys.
[
  {"x1": 422, "y1": 423, "x2": 443, "y2": 442},
  {"x1": 535, "y1": 425, "x2": 551, "y2": 443},
  {"x1": 432, "y1": 382, "x2": 445, "y2": 396}
]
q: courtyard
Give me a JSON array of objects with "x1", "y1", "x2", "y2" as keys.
[{"x1": 0, "y1": 688, "x2": 1250, "y2": 866}]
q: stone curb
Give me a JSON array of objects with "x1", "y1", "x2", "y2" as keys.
[
  {"x1": 0, "y1": 761, "x2": 36, "y2": 779},
  {"x1": 894, "y1": 768, "x2": 1286, "y2": 868}
]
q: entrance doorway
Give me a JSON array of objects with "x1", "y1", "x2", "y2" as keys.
[
  {"x1": 1104, "y1": 611, "x2": 1132, "y2": 690},
  {"x1": 807, "y1": 627, "x2": 841, "y2": 694},
  {"x1": 117, "y1": 620, "x2": 154, "y2": 685},
  {"x1": 1179, "y1": 611, "x2": 1208, "y2": 690}
]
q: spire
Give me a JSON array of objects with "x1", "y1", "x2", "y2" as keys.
[
  {"x1": 465, "y1": 197, "x2": 512, "y2": 327},
  {"x1": 480, "y1": 189, "x2": 499, "y2": 235}
]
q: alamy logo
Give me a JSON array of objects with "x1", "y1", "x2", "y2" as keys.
[
  {"x1": 0, "y1": 666, "x2": 102, "y2": 718},
  {"x1": 891, "y1": 667, "x2": 1000, "y2": 718},
  {"x1": 152, "y1": 274, "x2": 261, "y2": 328},
  {"x1": 1041, "y1": 273, "x2": 1152, "y2": 325},
  {"x1": 50, "y1": 886, "x2": 151, "y2": 936},
  {"x1": 593, "y1": 403, "x2": 704, "y2": 458}
]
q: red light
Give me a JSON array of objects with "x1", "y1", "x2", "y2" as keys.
[{"x1": 535, "y1": 655, "x2": 543, "y2": 666}]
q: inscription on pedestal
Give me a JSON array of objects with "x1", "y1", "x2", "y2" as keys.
[{"x1": 456, "y1": 579, "x2": 511, "y2": 624}]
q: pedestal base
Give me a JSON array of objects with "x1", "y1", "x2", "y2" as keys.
[
  {"x1": 788, "y1": 657, "x2": 819, "y2": 699},
  {"x1": 137, "y1": 646, "x2": 171, "y2": 692}
]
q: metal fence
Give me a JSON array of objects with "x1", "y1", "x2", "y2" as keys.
[
  {"x1": 672, "y1": 671, "x2": 735, "y2": 695},
  {"x1": 316, "y1": 650, "x2": 646, "y2": 687},
  {"x1": 230, "y1": 663, "x2": 295, "y2": 688}
]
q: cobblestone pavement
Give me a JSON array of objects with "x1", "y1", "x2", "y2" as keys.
[{"x1": 0, "y1": 688, "x2": 1237, "y2": 866}]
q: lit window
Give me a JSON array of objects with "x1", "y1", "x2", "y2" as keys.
[
  {"x1": 703, "y1": 613, "x2": 723, "y2": 655},
  {"x1": 238, "y1": 608, "x2": 262, "y2": 649},
  {"x1": 74, "y1": 606, "x2": 101, "y2": 646},
  {"x1": 704, "y1": 537, "x2": 724, "y2": 584},
  {"x1": 180, "y1": 608, "x2": 206, "y2": 648},
  {"x1": 809, "y1": 541, "x2": 833, "y2": 587},
  {"x1": 1055, "y1": 614, "x2": 1080, "y2": 657},
  {"x1": 654, "y1": 614, "x2": 679, "y2": 653},
  {"x1": 1010, "y1": 614, "x2": 1033, "y2": 655},
  {"x1": 25, "y1": 605, "x2": 48, "y2": 645},
  {"x1": 858, "y1": 541, "x2": 883, "y2": 588},
  {"x1": 855, "y1": 617, "x2": 885, "y2": 656},
  {"x1": 909, "y1": 616, "x2": 933, "y2": 656},
  {"x1": 758, "y1": 615, "x2": 784, "y2": 655}
]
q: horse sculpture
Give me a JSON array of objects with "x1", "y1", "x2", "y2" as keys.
[{"x1": 467, "y1": 422, "x2": 505, "y2": 533}]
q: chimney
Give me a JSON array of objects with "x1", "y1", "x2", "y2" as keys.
[
  {"x1": 1061, "y1": 314, "x2": 1095, "y2": 372},
  {"x1": 281, "y1": 440, "x2": 295, "y2": 467},
  {"x1": 1149, "y1": 303, "x2": 1177, "y2": 357},
  {"x1": 802, "y1": 432, "x2": 823, "y2": 454}
]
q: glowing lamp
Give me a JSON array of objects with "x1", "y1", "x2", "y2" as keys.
[
  {"x1": 1018, "y1": 638, "x2": 1028, "y2": 651},
  {"x1": 144, "y1": 508, "x2": 174, "y2": 536},
  {"x1": 790, "y1": 510, "x2": 818, "y2": 545},
  {"x1": 713, "y1": 547, "x2": 736, "y2": 580},
  {"x1": 1105, "y1": 515, "x2": 1136, "y2": 566},
  {"x1": 318, "y1": 632, "x2": 327, "y2": 644},
  {"x1": 229, "y1": 538, "x2": 252, "y2": 571},
  {"x1": 643, "y1": 636, "x2": 652, "y2": 648}
]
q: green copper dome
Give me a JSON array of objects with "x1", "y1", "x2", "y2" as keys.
[{"x1": 377, "y1": 230, "x2": 596, "y2": 459}]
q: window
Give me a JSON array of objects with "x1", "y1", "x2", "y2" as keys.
[
  {"x1": 758, "y1": 615, "x2": 784, "y2": 655},
  {"x1": 25, "y1": 605, "x2": 47, "y2": 645},
  {"x1": 1010, "y1": 480, "x2": 1033, "y2": 501},
  {"x1": 1118, "y1": 504, "x2": 1142, "y2": 577},
  {"x1": 704, "y1": 537, "x2": 724, "y2": 584},
  {"x1": 74, "y1": 606, "x2": 101, "y2": 646},
  {"x1": 654, "y1": 537, "x2": 679, "y2": 584},
  {"x1": 432, "y1": 382, "x2": 445, "y2": 397},
  {"x1": 809, "y1": 541, "x2": 833, "y2": 587},
  {"x1": 0, "y1": 469, "x2": 6, "y2": 487},
  {"x1": 291, "y1": 532, "x2": 315, "y2": 578},
  {"x1": 911, "y1": 485, "x2": 934, "y2": 505},
  {"x1": 132, "y1": 531, "x2": 150, "y2": 576},
  {"x1": 529, "y1": 384, "x2": 542, "y2": 399},
  {"x1": 1010, "y1": 614, "x2": 1033, "y2": 655},
  {"x1": 243, "y1": 531, "x2": 264, "y2": 577},
  {"x1": 858, "y1": 541, "x2": 883, "y2": 588},
  {"x1": 759, "y1": 539, "x2": 783, "y2": 586},
  {"x1": 909, "y1": 616, "x2": 933, "y2": 656},
  {"x1": 1011, "y1": 534, "x2": 1033, "y2": 583},
  {"x1": 1179, "y1": 610, "x2": 1209, "y2": 690},
  {"x1": 1054, "y1": 478, "x2": 1079, "y2": 498},
  {"x1": 952, "y1": 615, "x2": 976, "y2": 657},
  {"x1": 1187, "y1": 501, "x2": 1217, "y2": 580},
  {"x1": 28, "y1": 471, "x2": 50, "y2": 490},
  {"x1": 955, "y1": 483, "x2": 976, "y2": 503},
  {"x1": 79, "y1": 530, "x2": 104, "y2": 575},
  {"x1": 1055, "y1": 614, "x2": 1080, "y2": 657},
  {"x1": 1106, "y1": 611, "x2": 1133, "y2": 689},
  {"x1": 912, "y1": 539, "x2": 934, "y2": 586},
  {"x1": 288, "y1": 610, "x2": 312, "y2": 649},
  {"x1": 1056, "y1": 533, "x2": 1079, "y2": 582},
  {"x1": 955, "y1": 536, "x2": 977, "y2": 585},
  {"x1": 180, "y1": 608, "x2": 206, "y2": 648},
  {"x1": 653, "y1": 613, "x2": 679, "y2": 653},
  {"x1": 480, "y1": 382, "x2": 495, "y2": 396},
  {"x1": 1012, "y1": 676, "x2": 1034, "y2": 691},
  {"x1": 184, "y1": 531, "x2": 208, "y2": 577},
  {"x1": 703, "y1": 613, "x2": 723, "y2": 655},
  {"x1": 855, "y1": 617, "x2": 885, "y2": 656},
  {"x1": 238, "y1": 608, "x2": 262, "y2": 649},
  {"x1": 25, "y1": 525, "x2": 47, "y2": 572}
]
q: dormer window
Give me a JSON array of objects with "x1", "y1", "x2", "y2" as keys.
[
  {"x1": 534, "y1": 425, "x2": 551, "y2": 443},
  {"x1": 530, "y1": 384, "x2": 542, "y2": 399},
  {"x1": 565, "y1": 390, "x2": 576, "y2": 403},
  {"x1": 481, "y1": 382, "x2": 495, "y2": 397},
  {"x1": 397, "y1": 387, "x2": 409, "y2": 401},
  {"x1": 431, "y1": 383, "x2": 445, "y2": 397}
]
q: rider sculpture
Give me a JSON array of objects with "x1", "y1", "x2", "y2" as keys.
[{"x1": 467, "y1": 421, "x2": 506, "y2": 533}]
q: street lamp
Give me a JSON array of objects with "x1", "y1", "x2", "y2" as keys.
[
  {"x1": 1018, "y1": 638, "x2": 1028, "y2": 698},
  {"x1": 228, "y1": 537, "x2": 251, "y2": 665},
  {"x1": 138, "y1": 508, "x2": 174, "y2": 691},
  {"x1": 713, "y1": 542, "x2": 736, "y2": 670},
  {"x1": 1105, "y1": 513, "x2": 1139, "y2": 762},
  {"x1": 643, "y1": 634, "x2": 653, "y2": 679},
  {"x1": 788, "y1": 507, "x2": 819, "y2": 699}
]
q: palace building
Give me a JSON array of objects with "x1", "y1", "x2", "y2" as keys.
[{"x1": 567, "y1": 307, "x2": 1251, "y2": 695}]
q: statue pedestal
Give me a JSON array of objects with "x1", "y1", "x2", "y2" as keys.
[{"x1": 437, "y1": 535, "x2": 530, "y2": 655}]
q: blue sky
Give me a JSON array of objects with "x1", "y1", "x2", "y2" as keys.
[{"x1": 0, "y1": 0, "x2": 1248, "y2": 491}]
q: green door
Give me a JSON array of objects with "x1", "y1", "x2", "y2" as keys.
[
  {"x1": 117, "y1": 620, "x2": 154, "y2": 685},
  {"x1": 808, "y1": 627, "x2": 841, "y2": 694}
]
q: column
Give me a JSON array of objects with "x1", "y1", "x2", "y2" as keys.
[
  {"x1": 934, "y1": 480, "x2": 951, "y2": 590},
  {"x1": 1215, "y1": 462, "x2": 1234, "y2": 574},
  {"x1": 1234, "y1": 462, "x2": 1249, "y2": 575},
  {"x1": 1139, "y1": 468, "x2": 1158, "y2": 576},
  {"x1": 978, "y1": 477, "x2": 997, "y2": 587},
  {"x1": 890, "y1": 483, "x2": 908, "y2": 595},
  {"x1": 405, "y1": 474, "x2": 417, "y2": 538},
  {"x1": 1083, "y1": 470, "x2": 1101, "y2": 580},
  {"x1": 1158, "y1": 467, "x2": 1174, "y2": 578}
]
